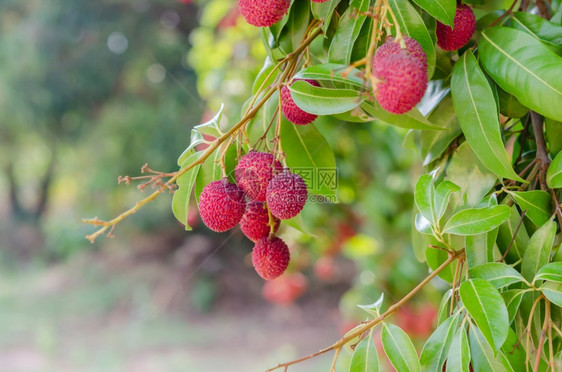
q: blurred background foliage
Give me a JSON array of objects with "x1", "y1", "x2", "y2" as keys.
[{"x1": 0, "y1": 0, "x2": 439, "y2": 370}]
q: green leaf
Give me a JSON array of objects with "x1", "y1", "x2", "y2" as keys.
[
  {"x1": 419, "y1": 312, "x2": 460, "y2": 372},
  {"x1": 426, "y1": 246, "x2": 455, "y2": 282},
  {"x1": 294, "y1": 64, "x2": 364, "y2": 88},
  {"x1": 437, "y1": 289, "x2": 453, "y2": 325},
  {"x1": 252, "y1": 58, "x2": 278, "y2": 94},
  {"x1": 381, "y1": 324, "x2": 420, "y2": 372},
  {"x1": 415, "y1": 174, "x2": 436, "y2": 225},
  {"x1": 361, "y1": 101, "x2": 441, "y2": 130},
  {"x1": 511, "y1": 12, "x2": 562, "y2": 46},
  {"x1": 358, "y1": 293, "x2": 384, "y2": 316},
  {"x1": 443, "y1": 205, "x2": 511, "y2": 236},
  {"x1": 412, "y1": 0, "x2": 456, "y2": 27},
  {"x1": 349, "y1": 333, "x2": 379, "y2": 372},
  {"x1": 279, "y1": 119, "x2": 337, "y2": 197},
  {"x1": 459, "y1": 279, "x2": 509, "y2": 351},
  {"x1": 545, "y1": 118, "x2": 562, "y2": 157},
  {"x1": 289, "y1": 81, "x2": 364, "y2": 115},
  {"x1": 508, "y1": 190, "x2": 551, "y2": 227},
  {"x1": 446, "y1": 328, "x2": 471, "y2": 372},
  {"x1": 246, "y1": 91, "x2": 278, "y2": 145},
  {"x1": 451, "y1": 51, "x2": 523, "y2": 182},
  {"x1": 540, "y1": 281, "x2": 562, "y2": 307},
  {"x1": 311, "y1": 0, "x2": 342, "y2": 33},
  {"x1": 172, "y1": 153, "x2": 202, "y2": 231},
  {"x1": 501, "y1": 289, "x2": 525, "y2": 325},
  {"x1": 480, "y1": 27, "x2": 562, "y2": 121},
  {"x1": 469, "y1": 263, "x2": 526, "y2": 289},
  {"x1": 420, "y1": 97, "x2": 462, "y2": 166},
  {"x1": 465, "y1": 228, "x2": 498, "y2": 268},
  {"x1": 445, "y1": 142, "x2": 498, "y2": 207},
  {"x1": 415, "y1": 213, "x2": 433, "y2": 235},
  {"x1": 497, "y1": 87, "x2": 529, "y2": 118},
  {"x1": 521, "y1": 221, "x2": 556, "y2": 281},
  {"x1": 434, "y1": 181, "x2": 460, "y2": 222},
  {"x1": 327, "y1": 0, "x2": 369, "y2": 64},
  {"x1": 547, "y1": 151, "x2": 562, "y2": 188},
  {"x1": 502, "y1": 328, "x2": 526, "y2": 372},
  {"x1": 497, "y1": 206, "x2": 529, "y2": 261},
  {"x1": 468, "y1": 326, "x2": 513, "y2": 372},
  {"x1": 389, "y1": 0, "x2": 436, "y2": 78},
  {"x1": 534, "y1": 262, "x2": 562, "y2": 283}
]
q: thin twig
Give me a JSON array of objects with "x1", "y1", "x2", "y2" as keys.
[
  {"x1": 266, "y1": 249, "x2": 465, "y2": 371},
  {"x1": 498, "y1": 209, "x2": 527, "y2": 263}
]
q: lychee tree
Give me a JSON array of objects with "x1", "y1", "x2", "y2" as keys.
[{"x1": 85, "y1": 0, "x2": 562, "y2": 371}]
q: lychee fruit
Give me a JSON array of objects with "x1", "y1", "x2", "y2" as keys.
[
  {"x1": 373, "y1": 51, "x2": 428, "y2": 114},
  {"x1": 436, "y1": 4, "x2": 476, "y2": 51},
  {"x1": 373, "y1": 36, "x2": 427, "y2": 69},
  {"x1": 281, "y1": 79, "x2": 320, "y2": 125},
  {"x1": 238, "y1": 0, "x2": 290, "y2": 28},
  {"x1": 235, "y1": 151, "x2": 283, "y2": 202},
  {"x1": 266, "y1": 171, "x2": 308, "y2": 220},
  {"x1": 239, "y1": 201, "x2": 280, "y2": 242},
  {"x1": 198, "y1": 179, "x2": 246, "y2": 232},
  {"x1": 252, "y1": 236, "x2": 290, "y2": 280}
]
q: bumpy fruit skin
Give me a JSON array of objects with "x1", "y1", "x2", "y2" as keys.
[
  {"x1": 198, "y1": 179, "x2": 246, "y2": 232},
  {"x1": 235, "y1": 151, "x2": 283, "y2": 202},
  {"x1": 436, "y1": 4, "x2": 476, "y2": 51},
  {"x1": 238, "y1": 0, "x2": 290, "y2": 27},
  {"x1": 239, "y1": 201, "x2": 280, "y2": 242},
  {"x1": 281, "y1": 79, "x2": 320, "y2": 125},
  {"x1": 374, "y1": 52, "x2": 428, "y2": 114},
  {"x1": 252, "y1": 237, "x2": 290, "y2": 280},
  {"x1": 266, "y1": 171, "x2": 308, "y2": 220},
  {"x1": 373, "y1": 36, "x2": 427, "y2": 69}
]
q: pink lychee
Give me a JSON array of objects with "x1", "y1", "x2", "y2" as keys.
[
  {"x1": 239, "y1": 201, "x2": 280, "y2": 242},
  {"x1": 266, "y1": 171, "x2": 308, "y2": 220},
  {"x1": 252, "y1": 237, "x2": 290, "y2": 280},
  {"x1": 235, "y1": 151, "x2": 283, "y2": 202},
  {"x1": 198, "y1": 179, "x2": 246, "y2": 232},
  {"x1": 281, "y1": 79, "x2": 320, "y2": 125},
  {"x1": 238, "y1": 0, "x2": 290, "y2": 27},
  {"x1": 436, "y1": 4, "x2": 476, "y2": 51}
]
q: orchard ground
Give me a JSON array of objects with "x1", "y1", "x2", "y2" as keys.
[{"x1": 0, "y1": 243, "x2": 343, "y2": 372}]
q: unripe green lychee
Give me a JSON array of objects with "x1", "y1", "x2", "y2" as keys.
[
  {"x1": 436, "y1": 4, "x2": 476, "y2": 51},
  {"x1": 252, "y1": 236, "x2": 290, "y2": 280},
  {"x1": 281, "y1": 79, "x2": 320, "y2": 125},
  {"x1": 235, "y1": 151, "x2": 283, "y2": 202},
  {"x1": 239, "y1": 201, "x2": 280, "y2": 242},
  {"x1": 266, "y1": 171, "x2": 308, "y2": 220},
  {"x1": 374, "y1": 52, "x2": 427, "y2": 114},
  {"x1": 238, "y1": 0, "x2": 290, "y2": 27},
  {"x1": 198, "y1": 179, "x2": 246, "y2": 232},
  {"x1": 373, "y1": 36, "x2": 427, "y2": 69}
]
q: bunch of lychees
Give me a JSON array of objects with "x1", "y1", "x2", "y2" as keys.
[{"x1": 198, "y1": 151, "x2": 308, "y2": 280}]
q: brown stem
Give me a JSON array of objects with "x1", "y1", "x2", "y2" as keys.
[
  {"x1": 83, "y1": 27, "x2": 324, "y2": 243},
  {"x1": 535, "y1": 0, "x2": 551, "y2": 19},
  {"x1": 533, "y1": 299, "x2": 549, "y2": 372},
  {"x1": 498, "y1": 209, "x2": 526, "y2": 263},
  {"x1": 266, "y1": 249, "x2": 465, "y2": 371}
]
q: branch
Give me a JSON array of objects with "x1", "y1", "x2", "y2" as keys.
[
  {"x1": 83, "y1": 27, "x2": 324, "y2": 243},
  {"x1": 530, "y1": 111, "x2": 550, "y2": 191},
  {"x1": 266, "y1": 249, "x2": 465, "y2": 371}
]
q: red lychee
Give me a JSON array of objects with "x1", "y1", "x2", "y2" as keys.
[
  {"x1": 252, "y1": 237, "x2": 290, "y2": 280},
  {"x1": 281, "y1": 79, "x2": 320, "y2": 125},
  {"x1": 239, "y1": 201, "x2": 280, "y2": 242},
  {"x1": 235, "y1": 151, "x2": 283, "y2": 202},
  {"x1": 261, "y1": 272, "x2": 308, "y2": 305},
  {"x1": 373, "y1": 36, "x2": 427, "y2": 69},
  {"x1": 266, "y1": 171, "x2": 308, "y2": 220},
  {"x1": 238, "y1": 0, "x2": 290, "y2": 27},
  {"x1": 436, "y1": 4, "x2": 476, "y2": 51},
  {"x1": 198, "y1": 179, "x2": 246, "y2": 232},
  {"x1": 373, "y1": 52, "x2": 428, "y2": 114}
]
